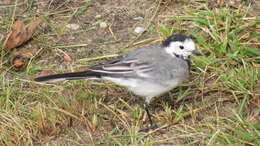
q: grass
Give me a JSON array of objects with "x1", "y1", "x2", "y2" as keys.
[{"x1": 0, "y1": 0, "x2": 259, "y2": 145}]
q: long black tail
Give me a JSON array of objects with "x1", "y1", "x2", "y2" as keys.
[{"x1": 34, "y1": 70, "x2": 103, "y2": 82}]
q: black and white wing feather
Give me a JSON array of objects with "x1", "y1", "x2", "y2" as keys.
[{"x1": 34, "y1": 57, "x2": 153, "y2": 82}]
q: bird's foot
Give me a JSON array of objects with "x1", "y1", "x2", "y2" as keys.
[{"x1": 139, "y1": 124, "x2": 158, "y2": 132}]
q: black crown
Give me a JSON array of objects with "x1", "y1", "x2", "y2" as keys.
[{"x1": 162, "y1": 34, "x2": 192, "y2": 47}]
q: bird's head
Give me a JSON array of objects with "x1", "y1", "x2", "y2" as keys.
[{"x1": 162, "y1": 34, "x2": 200, "y2": 59}]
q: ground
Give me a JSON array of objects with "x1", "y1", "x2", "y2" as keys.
[{"x1": 0, "y1": 0, "x2": 259, "y2": 145}]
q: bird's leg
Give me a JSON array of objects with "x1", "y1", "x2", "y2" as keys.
[
  {"x1": 144, "y1": 103, "x2": 154, "y2": 126},
  {"x1": 138, "y1": 97, "x2": 158, "y2": 132},
  {"x1": 142, "y1": 103, "x2": 158, "y2": 131}
]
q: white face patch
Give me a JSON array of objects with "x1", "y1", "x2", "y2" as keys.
[{"x1": 164, "y1": 39, "x2": 196, "y2": 59}]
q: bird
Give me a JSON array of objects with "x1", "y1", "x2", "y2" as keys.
[{"x1": 34, "y1": 33, "x2": 200, "y2": 130}]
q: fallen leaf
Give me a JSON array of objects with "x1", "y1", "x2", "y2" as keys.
[
  {"x1": 13, "y1": 58, "x2": 24, "y2": 68},
  {"x1": 14, "y1": 49, "x2": 35, "y2": 58},
  {"x1": 20, "y1": 50, "x2": 34, "y2": 58},
  {"x1": 37, "y1": 70, "x2": 54, "y2": 77},
  {"x1": 27, "y1": 18, "x2": 42, "y2": 37},
  {"x1": 217, "y1": 0, "x2": 225, "y2": 6},
  {"x1": 4, "y1": 18, "x2": 42, "y2": 51},
  {"x1": 10, "y1": 46, "x2": 43, "y2": 71},
  {"x1": 11, "y1": 55, "x2": 28, "y2": 70},
  {"x1": 63, "y1": 53, "x2": 72, "y2": 63},
  {"x1": 4, "y1": 20, "x2": 27, "y2": 50},
  {"x1": 2, "y1": 0, "x2": 10, "y2": 5}
]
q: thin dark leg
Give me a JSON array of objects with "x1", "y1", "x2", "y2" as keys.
[
  {"x1": 144, "y1": 103, "x2": 154, "y2": 126},
  {"x1": 139, "y1": 103, "x2": 158, "y2": 132}
]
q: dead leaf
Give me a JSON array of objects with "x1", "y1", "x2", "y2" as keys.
[
  {"x1": 2, "y1": 0, "x2": 10, "y2": 5},
  {"x1": 11, "y1": 50, "x2": 35, "y2": 71},
  {"x1": 27, "y1": 18, "x2": 42, "y2": 37},
  {"x1": 4, "y1": 20, "x2": 27, "y2": 50},
  {"x1": 11, "y1": 55, "x2": 28, "y2": 70},
  {"x1": 13, "y1": 58, "x2": 24, "y2": 68},
  {"x1": 217, "y1": 0, "x2": 225, "y2": 6},
  {"x1": 4, "y1": 18, "x2": 42, "y2": 51},
  {"x1": 37, "y1": 70, "x2": 54, "y2": 77},
  {"x1": 63, "y1": 53, "x2": 72, "y2": 63},
  {"x1": 14, "y1": 49, "x2": 35, "y2": 58}
]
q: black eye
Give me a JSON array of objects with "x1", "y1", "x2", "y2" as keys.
[{"x1": 179, "y1": 45, "x2": 184, "y2": 49}]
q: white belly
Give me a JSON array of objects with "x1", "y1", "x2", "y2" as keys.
[{"x1": 103, "y1": 77, "x2": 180, "y2": 103}]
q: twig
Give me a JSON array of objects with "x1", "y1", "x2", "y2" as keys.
[
  {"x1": 50, "y1": 107, "x2": 83, "y2": 122},
  {"x1": 108, "y1": 25, "x2": 117, "y2": 41},
  {"x1": 53, "y1": 43, "x2": 88, "y2": 49},
  {"x1": 77, "y1": 54, "x2": 119, "y2": 62}
]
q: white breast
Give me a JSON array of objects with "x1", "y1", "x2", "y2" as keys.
[{"x1": 103, "y1": 77, "x2": 180, "y2": 103}]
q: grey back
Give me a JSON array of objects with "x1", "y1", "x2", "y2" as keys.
[{"x1": 123, "y1": 45, "x2": 190, "y2": 84}]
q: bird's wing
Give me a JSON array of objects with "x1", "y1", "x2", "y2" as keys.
[
  {"x1": 34, "y1": 56, "x2": 153, "y2": 82},
  {"x1": 90, "y1": 57, "x2": 154, "y2": 78}
]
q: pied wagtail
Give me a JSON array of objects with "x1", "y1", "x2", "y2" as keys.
[{"x1": 35, "y1": 33, "x2": 200, "y2": 129}]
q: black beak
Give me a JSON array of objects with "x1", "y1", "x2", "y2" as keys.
[{"x1": 192, "y1": 50, "x2": 202, "y2": 56}]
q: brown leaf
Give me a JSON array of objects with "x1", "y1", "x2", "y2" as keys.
[
  {"x1": 10, "y1": 47, "x2": 40, "y2": 71},
  {"x1": 4, "y1": 20, "x2": 27, "y2": 50},
  {"x1": 11, "y1": 55, "x2": 28, "y2": 70},
  {"x1": 27, "y1": 18, "x2": 42, "y2": 38},
  {"x1": 3, "y1": 0, "x2": 10, "y2": 5},
  {"x1": 4, "y1": 18, "x2": 42, "y2": 51},
  {"x1": 217, "y1": 0, "x2": 225, "y2": 6},
  {"x1": 63, "y1": 53, "x2": 72, "y2": 63},
  {"x1": 20, "y1": 51, "x2": 34, "y2": 58},
  {"x1": 37, "y1": 70, "x2": 54, "y2": 77},
  {"x1": 13, "y1": 59, "x2": 24, "y2": 68}
]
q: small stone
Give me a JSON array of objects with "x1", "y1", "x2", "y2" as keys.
[
  {"x1": 134, "y1": 26, "x2": 145, "y2": 34},
  {"x1": 99, "y1": 22, "x2": 108, "y2": 28},
  {"x1": 66, "y1": 24, "x2": 80, "y2": 30},
  {"x1": 95, "y1": 15, "x2": 102, "y2": 19},
  {"x1": 133, "y1": 16, "x2": 144, "y2": 21}
]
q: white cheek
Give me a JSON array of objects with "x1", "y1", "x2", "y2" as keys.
[
  {"x1": 183, "y1": 50, "x2": 191, "y2": 56},
  {"x1": 165, "y1": 42, "x2": 182, "y2": 56},
  {"x1": 164, "y1": 40, "x2": 195, "y2": 58},
  {"x1": 184, "y1": 40, "x2": 196, "y2": 51}
]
